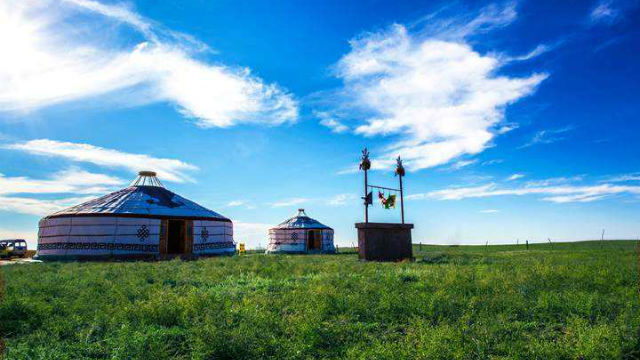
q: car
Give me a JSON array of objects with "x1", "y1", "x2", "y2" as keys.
[
  {"x1": 0, "y1": 242, "x2": 8, "y2": 259},
  {"x1": 0, "y1": 239, "x2": 28, "y2": 258}
]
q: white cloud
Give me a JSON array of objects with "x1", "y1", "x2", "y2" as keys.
[
  {"x1": 520, "y1": 126, "x2": 573, "y2": 148},
  {"x1": 327, "y1": 193, "x2": 357, "y2": 206},
  {"x1": 0, "y1": 168, "x2": 123, "y2": 195},
  {"x1": 271, "y1": 198, "x2": 308, "y2": 208},
  {"x1": 336, "y1": 167, "x2": 359, "y2": 175},
  {"x1": 450, "y1": 159, "x2": 477, "y2": 170},
  {"x1": 6, "y1": 139, "x2": 197, "y2": 183},
  {"x1": 482, "y1": 159, "x2": 503, "y2": 166},
  {"x1": 0, "y1": 0, "x2": 297, "y2": 127},
  {"x1": 0, "y1": 196, "x2": 95, "y2": 216},
  {"x1": 408, "y1": 182, "x2": 640, "y2": 203},
  {"x1": 507, "y1": 173, "x2": 524, "y2": 181},
  {"x1": 523, "y1": 176, "x2": 583, "y2": 187},
  {"x1": 226, "y1": 200, "x2": 246, "y2": 207},
  {"x1": 320, "y1": 118, "x2": 349, "y2": 133},
  {"x1": 317, "y1": 111, "x2": 349, "y2": 133},
  {"x1": 605, "y1": 173, "x2": 640, "y2": 182},
  {"x1": 0, "y1": 168, "x2": 123, "y2": 217},
  {"x1": 590, "y1": 1, "x2": 619, "y2": 23},
  {"x1": 416, "y1": 2, "x2": 518, "y2": 40},
  {"x1": 331, "y1": 4, "x2": 547, "y2": 171},
  {"x1": 506, "y1": 44, "x2": 552, "y2": 61},
  {"x1": 480, "y1": 209, "x2": 499, "y2": 213}
]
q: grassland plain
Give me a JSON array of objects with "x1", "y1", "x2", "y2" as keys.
[{"x1": 0, "y1": 241, "x2": 639, "y2": 359}]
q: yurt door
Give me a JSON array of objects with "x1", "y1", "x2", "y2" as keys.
[
  {"x1": 307, "y1": 230, "x2": 321, "y2": 250},
  {"x1": 167, "y1": 220, "x2": 187, "y2": 254}
]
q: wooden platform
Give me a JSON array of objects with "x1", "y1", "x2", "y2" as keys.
[{"x1": 355, "y1": 222, "x2": 414, "y2": 262}]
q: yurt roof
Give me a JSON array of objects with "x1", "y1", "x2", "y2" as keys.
[
  {"x1": 46, "y1": 171, "x2": 230, "y2": 221},
  {"x1": 272, "y1": 209, "x2": 332, "y2": 230}
]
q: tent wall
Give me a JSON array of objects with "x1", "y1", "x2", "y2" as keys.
[
  {"x1": 37, "y1": 216, "x2": 160, "y2": 259},
  {"x1": 266, "y1": 228, "x2": 335, "y2": 253},
  {"x1": 38, "y1": 217, "x2": 235, "y2": 259},
  {"x1": 192, "y1": 220, "x2": 235, "y2": 255}
]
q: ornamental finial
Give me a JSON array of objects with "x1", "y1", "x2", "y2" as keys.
[
  {"x1": 359, "y1": 147, "x2": 371, "y2": 171},
  {"x1": 395, "y1": 156, "x2": 405, "y2": 177}
]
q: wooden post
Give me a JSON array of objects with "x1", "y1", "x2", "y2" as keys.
[
  {"x1": 360, "y1": 148, "x2": 371, "y2": 224},
  {"x1": 399, "y1": 173, "x2": 405, "y2": 224},
  {"x1": 364, "y1": 168, "x2": 369, "y2": 224},
  {"x1": 159, "y1": 219, "x2": 168, "y2": 257},
  {"x1": 395, "y1": 156, "x2": 406, "y2": 225},
  {"x1": 526, "y1": 240, "x2": 529, "y2": 250},
  {"x1": 185, "y1": 220, "x2": 193, "y2": 255}
]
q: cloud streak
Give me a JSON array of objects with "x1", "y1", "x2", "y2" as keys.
[
  {"x1": 0, "y1": 168, "x2": 124, "y2": 195},
  {"x1": 271, "y1": 198, "x2": 308, "y2": 208},
  {"x1": 317, "y1": 112, "x2": 349, "y2": 133},
  {"x1": 327, "y1": 193, "x2": 357, "y2": 206},
  {"x1": 0, "y1": 0, "x2": 298, "y2": 127},
  {"x1": 590, "y1": 1, "x2": 620, "y2": 23},
  {"x1": 408, "y1": 181, "x2": 640, "y2": 203},
  {"x1": 7, "y1": 139, "x2": 197, "y2": 183},
  {"x1": 0, "y1": 196, "x2": 95, "y2": 216},
  {"x1": 0, "y1": 168, "x2": 124, "y2": 216},
  {"x1": 520, "y1": 126, "x2": 573, "y2": 148}
]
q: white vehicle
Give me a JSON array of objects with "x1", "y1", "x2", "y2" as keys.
[{"x1": 0, "y1": 239, "x2": 28, "y2": 258}]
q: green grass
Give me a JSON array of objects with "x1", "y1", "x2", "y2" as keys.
[{"x1": 1, "y1": 240, "x2": 639, "y2": 359}]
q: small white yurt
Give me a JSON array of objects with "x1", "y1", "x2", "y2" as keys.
[
  {"x1": 266, "y1": 209, "x2": 335, "y2": 254},
  {"x1": 37, "y1": 171, "x2": 235, "y2": 260}
]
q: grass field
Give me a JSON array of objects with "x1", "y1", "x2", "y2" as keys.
[{"x1": 1, "y1": 240, "x2": 639, "y2": 359}]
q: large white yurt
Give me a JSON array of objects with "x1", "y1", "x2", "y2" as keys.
[
  {"x1": 37, "y1": 171, "x2": 235, "y2": 260},
  {"x1": 266, "y1": 209, "x2": 335, "y2": 254}
]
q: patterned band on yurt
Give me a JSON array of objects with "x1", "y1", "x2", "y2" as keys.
[
  {"x1": 266, "y1": 209, "x2": 335, "y2": 254},
  {"x1": 37, "y1": 171, "x2": 235, "y2": 260}
]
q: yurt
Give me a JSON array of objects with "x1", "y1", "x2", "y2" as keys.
[
  {"x1": 266, "y1": 209, "x2": 335, "y2": 254},
  {"x1": 37, "y1": 171, "x2": 234, "y2": 260}
]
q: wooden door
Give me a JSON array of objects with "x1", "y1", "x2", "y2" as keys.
[
  {"x1": 159, "y1": 220, "x2": 168, "y2": 255},
  {"x1": 307, "y1": 230, "x2": 322, "y2": 250},
  {"x1": 184, "y1": 220, "x2": 193, "y2": 254}
]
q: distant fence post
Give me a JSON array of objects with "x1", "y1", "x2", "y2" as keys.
[{"x1": 526, "y1": 240, "x2": 529, "y2": 250}]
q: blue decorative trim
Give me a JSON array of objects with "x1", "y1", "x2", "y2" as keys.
[
  {"x1": 38, "y1": 242, "x2": 158, "y2": 252},
  {"x1": 194, "y1": 241, "x2": 235, "y2": 251}
]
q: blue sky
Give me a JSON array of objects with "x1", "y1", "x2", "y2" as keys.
[{"x1": 0, "y1": 0, "x2": 639, "y2": 248}]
